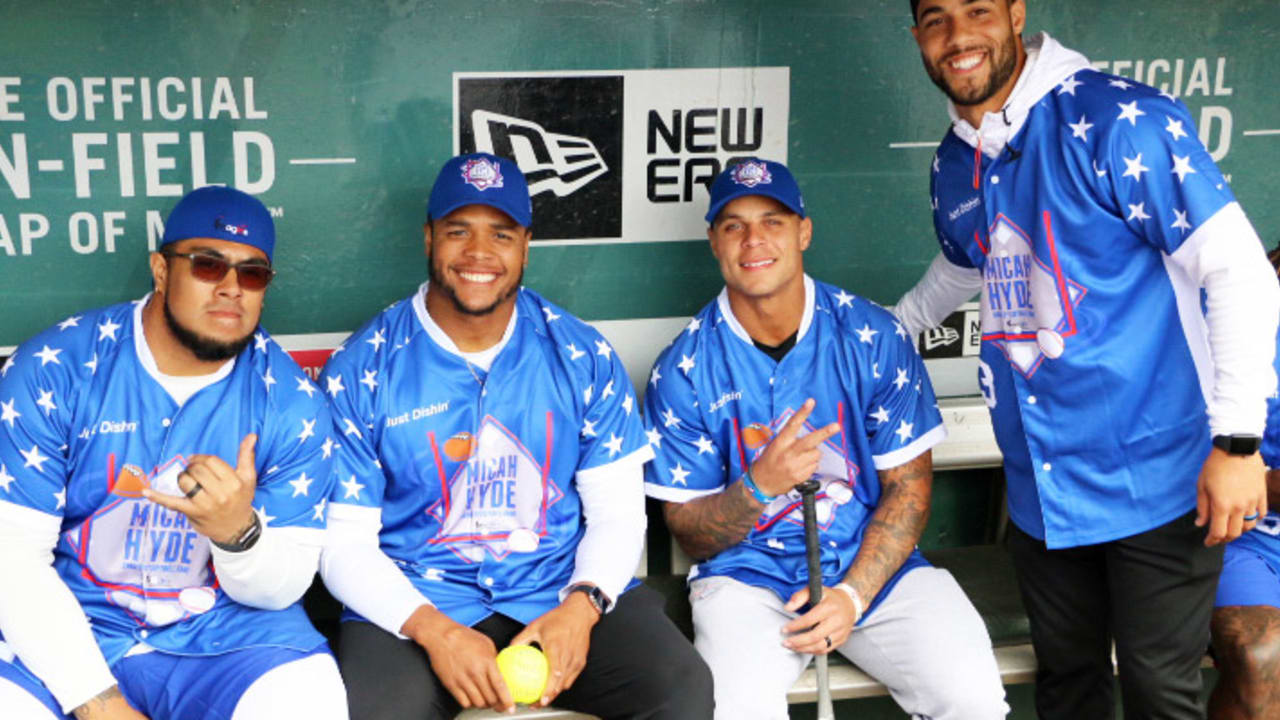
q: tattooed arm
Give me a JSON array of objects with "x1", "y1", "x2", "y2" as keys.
[
  {"x1": 841, "y1": 450, "x2": 934, "y2": 604},
  {"x1": 663, "y1": 481, "x2": 764, "y2": 560},
  {"x1": 663, "y1": 399, "x2": 842, "y2": 560},
  {"x1": 72, "y1": 686, "x2": 148, "y2": 720}
]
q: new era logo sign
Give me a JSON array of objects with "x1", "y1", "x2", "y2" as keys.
[
  {"x1": 923, "y1": 325, "x2": 959, "y2": 351},
  {"x1": 454, "y1": 68, "x2": 788, "y2": 244},
  {"x1": 471, "y1": 110, "x2": 609, "y2": 199},
  {"x1": 457, "y1": 75, "x2": 623, "y2": 241},
  {"x1": 918, "y1": 307, "x2": 982, "y2": 360}
]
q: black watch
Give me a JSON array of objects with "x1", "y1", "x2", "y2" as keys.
[
  {"x1": 1212, "y1": 434, "x2": 1262, "y2": 456},
  {"x1": 211, "y1": 513, "x2": 263, "y2": 553},
  {"x1": 567, "y1": 583, "x2": 610, "y2": 615}
]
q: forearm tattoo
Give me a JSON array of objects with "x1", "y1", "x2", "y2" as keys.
[
  {"x1": 845, "y1": 451, "x2": 933, "y2": 604},
  {"x1": 73, "y1": 685, "x2": 125, "y2": 719},
  {"x1": 664, "y1": 482, "x2": 763, "y2": 560}
]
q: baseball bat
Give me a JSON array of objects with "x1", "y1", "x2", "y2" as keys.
[{"x1": 797, "y1": 478, "x2": 835, "y2": 720}]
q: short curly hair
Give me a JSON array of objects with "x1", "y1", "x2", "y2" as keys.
[{"x1": 912, "y1": 0, "x2": 1015, "y2": 25}]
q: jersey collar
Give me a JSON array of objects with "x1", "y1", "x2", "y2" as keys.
[
  {"x1": 412, "y1": 281, "x2": 520, "y2": 362},
  {"x1": 716, "y1": 274, "x2": 816, "y2": 350},
  {"x1": 132, "y1": 294, "x2": 236, "y2": 405}
]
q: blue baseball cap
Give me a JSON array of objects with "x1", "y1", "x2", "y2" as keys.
[
  {"x1": 160, "y1": 186, "x2": 275, "y2": 261},
  {"x1": 704, "y1": 158, "x2": 805, "y2": 225},
  {"x1": 427, "y1": 152, "x2": 532, "y2": 228}
]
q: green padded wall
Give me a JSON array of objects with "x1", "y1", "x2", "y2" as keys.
[{"x1": 1, "y1": 0, "x2": 1276, "y2": 347}]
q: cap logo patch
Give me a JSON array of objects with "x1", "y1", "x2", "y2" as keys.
[
  {"x1": 460, "y1": 157, "x2": 504, "y2": 191},
  {"x1": 731, "y1": 161, "x2": 772, "y2": 188},
  {"x1": 215, "y1": 216, "x2": 250, "y2": 236}
]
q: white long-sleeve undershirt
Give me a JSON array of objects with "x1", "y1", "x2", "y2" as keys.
[
  {"x1": 0, "y1": 500, "x2": 119, "y2": 713},
  {"x1": 892, "y1": 251, "x2": 983, "y2": 339}
]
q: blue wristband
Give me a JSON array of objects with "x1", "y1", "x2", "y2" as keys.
[{"x1": 740, "y1": 469, "x2": 776, "y2": 504}]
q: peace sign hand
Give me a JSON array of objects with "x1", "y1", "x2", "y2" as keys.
[{"x1": 749, "y1": 399, "x2": 841, "y2": 498}]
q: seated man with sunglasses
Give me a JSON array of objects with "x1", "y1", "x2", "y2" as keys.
[{"x1": 0, "y1": 186, "x2": 348, "y2": 720}]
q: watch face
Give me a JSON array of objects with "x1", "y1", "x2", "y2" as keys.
[
  {"x1": 1215, "y1": 435, "x2": 1262, "y2": 455},
  {"x1": 571, "y1": 585, "x2": 606, "y2": 613}
]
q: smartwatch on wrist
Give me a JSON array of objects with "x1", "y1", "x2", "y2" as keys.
[
  {"x1": 211, "y1": 512, "x2": 263, "y2": 553},
  {"x1": 567, "y1": 583, "x2": 610, "y2": 615},
  {"x1": 1212, "y1": 434, "x2": 1262, "y2": 456}
]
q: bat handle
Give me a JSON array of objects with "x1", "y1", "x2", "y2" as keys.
[
  {"x1": 797, "y1": 479, "x2": 823, "y2": 604},
  {"x1": 796, "y1": 479, "x2": 835, "y2": 719}
]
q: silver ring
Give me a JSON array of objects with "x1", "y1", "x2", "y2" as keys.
[
  {"x1": 824, "y1": 636, "x2": 832, "y2": 649},
  {"x1": 1244, "y1": 512, "x2": 1260, "y2": 522}
]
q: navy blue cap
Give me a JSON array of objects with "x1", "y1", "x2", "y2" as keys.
[
  {"x1": 160, "y1": 186, "x2": 275, "y2": 260},
  {"x1": 704, "y1": 158, "x2": 805, "y2": 225},
  {"x1": 427, "y1": 152, "x2": 532, "y2": 228}
]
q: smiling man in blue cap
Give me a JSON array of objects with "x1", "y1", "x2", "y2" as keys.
[
  {"x1": 644, "y1": 158, "x2": 1007, "y2": 719},
  {"x1": 319, "y1": 152, "x2": 712, "y2": 719},
  {"x1": 0, "y1": 185, "x2": 347, "y2": 720}
]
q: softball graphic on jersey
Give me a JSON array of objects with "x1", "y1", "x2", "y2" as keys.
[
  {"x1": 70, "y1": 456, "x2": 215, "y2": 628},
  {"x1": 979, "y1": 215, "x2": 1086, "y2": 377},
  {"x1": 429, "y1": 416, "x2": 559, "y2": 561}
]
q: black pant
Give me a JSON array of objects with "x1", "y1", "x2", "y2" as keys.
[
  {"x1": 1008, "y1": 511, "x2": 1223, "y2": 720},
  {"x1": 338, "y1": 584, "x2": 714, "y2": 720}
]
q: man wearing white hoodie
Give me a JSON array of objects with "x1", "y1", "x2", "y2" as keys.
[{"x1": 896, "y1": 2, "x2": 1280, "y2": 718}]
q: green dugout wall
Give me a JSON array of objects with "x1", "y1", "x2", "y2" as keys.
[{"x1": 1, "y1": 0, "x2": 1276, "y2": 350}]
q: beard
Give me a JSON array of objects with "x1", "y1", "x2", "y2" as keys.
[
  {"x1": 923, "y1": 32, "x2": 1020, "y2": 108},
  {"x1": 428, "y1": 251, "x2": 522, "y2": 317},
  {"x1": 163, "y1": 296, "x2": 254, "y2": 362}
]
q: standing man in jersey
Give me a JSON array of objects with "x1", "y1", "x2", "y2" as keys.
[
  {"x1": 319, "y1": 152, "x2": 712, "y2": 719},
  {"x1": 645, "y1": 158, "x2": 1007, "y2": 720},
  {"x1": 1209, "y1": 245, "x2": 1280, "y2": 720},
  {"x1": 0, "y1": 186, "x2": 347, "y2": 720},
  {"x1": 894, "y1": 2, "x2": 1280, "y2": 717}
]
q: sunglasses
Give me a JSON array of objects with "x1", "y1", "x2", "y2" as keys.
[{"x1": 162, "y1": 251, "x2": 276, "y2": 291}]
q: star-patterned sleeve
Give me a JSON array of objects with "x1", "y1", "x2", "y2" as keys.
[
  {"x1": 315, "y1": 330, "x2": 437, "y2": 636},
  {"x1": 643, "y1": 334, "x2": 726, "y2": 503},
  {"x1": 1099, "y1": 91, "x2": 1232, "y2": 255},
  {"x1": 0, "y1": 331, "x2": 80, "y2": 517},
  {"x1": 861, "y1": 311, "x2": 946, "y2": 470},
  {"x1": 575, "y1": 333, "x2": 653, "y2": 473},
  {"x1": 319, "y1": 342, "x2": 384, "y2": 510},
  {"x1": 250, "y1": 348, "x2": 337, "y2": 531},
  {"x1": 1091, "y1": 85, "x2": 1277, "y2": 436},
  {"x1": 0, "y1": 322, "x2": 119, "y2": 713}
]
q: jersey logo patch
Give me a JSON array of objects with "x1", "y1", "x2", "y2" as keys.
[
  {"x1": 426, "y1": 414, "x2": 564, "y2": 563},
  {"x1": 67, "y1": 455, "x2": 216, "y2": 627},
  {"x1": 979, "y1": 212, "x2": 1088, "y2": 377}
]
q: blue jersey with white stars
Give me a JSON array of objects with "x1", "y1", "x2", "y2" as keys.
[
  {"x1": 0, "y1": 299, "x2": 333, "y2": 666},
  {"x1": 930, "y1": 68, "x2": 1241, "y2": 548},
  {"x1": 322, "y1": 284, "x2": 651, "y2": 627},
  {"x1": 644, "y1": 277, "x2": 944, "y2": 616}
]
